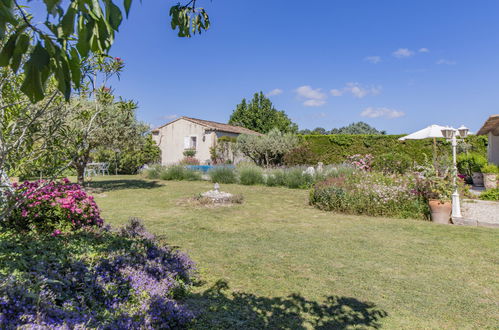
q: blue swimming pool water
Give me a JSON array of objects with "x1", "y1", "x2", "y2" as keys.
[{"x1": 185, "y1": 165, "x2": 235, "y2": 173}]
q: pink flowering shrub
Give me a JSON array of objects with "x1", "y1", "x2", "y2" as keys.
[
  {"x1": 4, "y1": 178, "x2": 103, "y2": 233},
  {"x1": 348, "y1": 154, "x2": 373, "y2": 171}
]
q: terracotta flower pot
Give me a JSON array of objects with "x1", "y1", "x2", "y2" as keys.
[
  {"x1": 483, "y1": 173, "x2": 497, "y2": 190},
  {"x1": 472, "y1": 172, "x2": 484, "y2": 187},
  {"x1": 428, "y1": 200, "x2": 452, "y2": 224}
]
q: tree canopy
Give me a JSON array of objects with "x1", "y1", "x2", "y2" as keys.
[
  {"x1": 229, "y1": 92, "x2": 298, "y2": 134},
  {"x1": 236, "y1": 129, "x2": 299, "y2": 167},
  {"x1": 0, "y1": 0, "x2": 210, "y2": 103},
  {"x1": 298, "y1": 122, "x2": 385, "y2": 135},
  {"x1": 330, "y1": 122, "x2": 386, "y2": 135}
]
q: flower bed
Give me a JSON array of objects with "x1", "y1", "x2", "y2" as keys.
[
  {"x1": 309, "y1": 171, "x2": 429, "y2": 219},
  {"x1": 0, "y1": 219, "x2": 197, "y2": 328}
]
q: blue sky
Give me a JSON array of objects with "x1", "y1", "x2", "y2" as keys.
[{"x1": 83, "y1": 1, "x2": 499, "y2": 133}]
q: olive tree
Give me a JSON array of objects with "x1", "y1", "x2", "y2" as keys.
[{"x1": 236, "y1": 129, "x2": 299, "y2": 167}]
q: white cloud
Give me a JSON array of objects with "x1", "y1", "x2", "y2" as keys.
[
  {"x1": 360, "y1": 107, "x2": 405, "y2": 119},
  {"x1": 418, "y1": 48, "x2": 430, "y2": 53},
  {"x1": 296, "y1": 85, "x2": 326, "y2": 100},
  {"x1": 303, "y1": 99, "x2": 326, "y2": 107},
  {"x1": 436, "y1": 59, "x2": 457, "y2": 65},
  {"x1": 364, "y1": 56, "x2": 381, "y2": 64},
  {"x1": 267, "y1": 88, "x2": 283, "y2": 96},
  {"x1": 392, "y1": 48, "x2": 415, "y2": 58},
  {"x1": 295, "y1": 85, "x2": 327, "y2": 107},
  {"x1": 330, "y1": 82, "x2": 382, "y2": 99}
]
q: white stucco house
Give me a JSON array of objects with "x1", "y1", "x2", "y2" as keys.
[
  {"x1": 477, "y1": 115, "x2": 499, "y2": 165},
  {"x1": 152, "y1": 116, "x2": 261, "y2": 165}
]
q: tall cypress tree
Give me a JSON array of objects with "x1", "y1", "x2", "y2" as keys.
[{"x1": 229, "y1": 92, "x2": 298, "y2": 134}]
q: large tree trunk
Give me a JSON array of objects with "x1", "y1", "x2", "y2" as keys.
[
  {"x1": 74, "y1": 150, "x2": 91, "y2": 186},
  {"x1": 76, "y1": 163, "x2": 85, "y2": 186}
]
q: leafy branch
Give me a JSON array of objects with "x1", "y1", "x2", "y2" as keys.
[{"x1": 0, "y1": 0, "x2": 211, "y2": 103}]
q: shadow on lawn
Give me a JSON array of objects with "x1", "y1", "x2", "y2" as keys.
[
  {"x1": 86, "y1": 179, "x2": 161, "y2": 192},
  {"x1": 188, "y1": 280, "x2": 388, "y2": 329}
]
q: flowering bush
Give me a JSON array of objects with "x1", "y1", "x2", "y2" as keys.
[
  {"x1": 3, "y1": 178, "x2": 103, "y2": 234},
  {"x1": 0, "y1": 219, "x2": 197, "y2": 328},
  {"x1": 310, "y1": 171, "x2": 429, "y2": 219},
  {"x1": 180, "y1": 156, "x2": 200, "y2": 165},
  {"x1": 348, "y1": 154, "x2": 373, "y2": 171},
  {"x1": 412, "y1": 164, "x2": 454, "y2": 202}
]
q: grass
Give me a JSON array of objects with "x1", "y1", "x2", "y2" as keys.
[{"x1": 90, "y1": 175, "x2": 498, "y2": 329}]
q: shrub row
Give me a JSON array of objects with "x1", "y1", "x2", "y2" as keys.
[
  {"x1": 144, "y1": 164, "x2": 356, "y2": 190},
  {"x1": 145, "y1": 165, "x2": 202, "y2": 181},
  {"x1": 284, "y1": 134, "x2": 487, "y2": 165}
]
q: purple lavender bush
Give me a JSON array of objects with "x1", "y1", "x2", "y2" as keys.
[{"x1": 0, "y1": 219, "x2": 197, "y2": 329}]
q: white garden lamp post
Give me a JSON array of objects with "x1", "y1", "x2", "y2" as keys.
[{"x1": 441, "y1": 125, "x2": 469, "y2": 218}]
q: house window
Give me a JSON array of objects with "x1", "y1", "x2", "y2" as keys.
[{"x1": 184, "y1": 136, "x2": 197, "y2": 149}]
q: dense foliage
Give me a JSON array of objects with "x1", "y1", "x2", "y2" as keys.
[
  {"x1": 481, "y1": 164, "x2": 499, "y2": 174},
  {"x1": 289, "y1": 134, "x2": 487, "y2": 165},
  {"x1": 236, "y1": 129, "x2": 299, "y2": 166},
  {"x1": 299, "y1": 122, "x2": 385, "y2": 135},
  {"x1": 330, "y1": 122, "x2": 386, "y2": 135},
  {"x1": 238, "y1": 166, "x2": 265, "y2": 185},
  {"x1": 0, "y1": 68, "x2": 70, "y2": 181},
  {"x1": 3, "y1": 178, "x2": 103, "y2": 234},
  {"x1": 480, "y1": 188, "x2": 499, "y2": 201},
  {"x1": 0, "y1": 0, "x2": 210, "y2": 102},
  {"x1": 282, "y1": 144, "x2": 319, "y2": 166},
  {"x1": 457, "y1": 152, "x2": 487, "y2": 176},
  {"x1": 229, "y1": 92, "x2": 298, "y2": 134},
  {"x1": 372, "y1": 153, "x2": 413, "y2": 174},
  {"x1": 209, "y1": 167, "x2": 237, "y2": 184},
  {"x1": 94, "y1": 135, "x2": 161, "y2": 175},
  {"x1": 0, "y1": 219, "x2": 197, "y2": 328}
]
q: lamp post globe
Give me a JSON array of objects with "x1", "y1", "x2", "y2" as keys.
[
  {"x1": 458, "y1": 125, "x2": 469, "y2": 138},
  {"x1": 441, "y1": 127, "x2": 455, "y2": 139}
]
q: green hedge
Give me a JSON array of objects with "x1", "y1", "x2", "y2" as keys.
[{"x1": 296, "y1": 134, "x2": 487, "y2": 165}]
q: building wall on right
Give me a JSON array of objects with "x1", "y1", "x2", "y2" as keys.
[{"x1": 488, "y1": 132, "x2": 499, "y2": 165}]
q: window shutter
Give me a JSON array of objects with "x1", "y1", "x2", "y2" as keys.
[{"x1": 184, "y1": 137, "x2": 190, "y2": 149}]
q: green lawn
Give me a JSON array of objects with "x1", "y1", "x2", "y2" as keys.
[{"x1": 91, "y1": 175, "x2": 498, "y2": 329}]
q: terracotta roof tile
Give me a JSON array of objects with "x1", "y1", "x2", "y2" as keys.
[{"x1": 155, "y1": 116, "x2": 263, "y2": 135}]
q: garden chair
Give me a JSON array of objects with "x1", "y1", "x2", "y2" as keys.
[
  {"x1": 84, "y1": 163, "x2": 98, "y2": 177},
  {"x1": 100, "y1": 163, "x2": 110, "y2": 175}
]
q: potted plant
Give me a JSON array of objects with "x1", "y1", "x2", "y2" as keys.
[
  {"x1": 457, "y1": 152, "x2": 485, "y2": 186},
  {"x1": 427, "y1": 176, "x2": 454, "y2": 224},
  {"x1": 415, "y1": 164, "x2": 453, "y2": 224},
  {"x1": 482, "y1": 164, "x2": 498, "y2": 190}
]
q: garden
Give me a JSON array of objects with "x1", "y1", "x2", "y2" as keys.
[
  {"x1": 0, "y1": 1, "x2": 498, "y2": 328},
  {"x1": 63, "y1": 176, "x2": 499, "y2": 328},
  {"x1": 144, "y1": 131, "x2": 499, "y2": 223}
]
